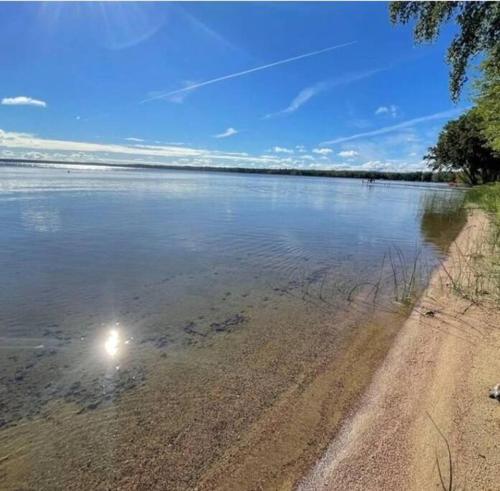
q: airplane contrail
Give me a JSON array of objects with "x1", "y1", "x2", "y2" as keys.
[
  {"x1": 141, "y1": 41, "x2": 356, "y2": 103},
  {"x1": 321, "y1": 108, "x2": 465, "y2": 146}
]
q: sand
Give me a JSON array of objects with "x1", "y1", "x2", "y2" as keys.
[
  {"x1": 2, "y1": 209, "x2": 492, "y2": 490},
  {"x1": 300, "y1": 210, "x2": 500, "y2": 490}
]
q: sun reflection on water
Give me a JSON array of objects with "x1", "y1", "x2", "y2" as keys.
[{"x1": 104, "y1": 329, "x2": 120, "y2": 357}]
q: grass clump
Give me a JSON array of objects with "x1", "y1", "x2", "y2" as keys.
[
  {"x1": 457, "y1": 183, "x2": 500, "y2": 305},
  {"x1": 467, "y1": 182, "x2": 500, "y2": 225}
]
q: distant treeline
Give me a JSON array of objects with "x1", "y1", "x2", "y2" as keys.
[{"x1": 0, "y1": 158, "x2": 455, "y2": 182}]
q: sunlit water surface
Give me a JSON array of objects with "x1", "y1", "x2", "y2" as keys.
[{"x1": 0, "y1": 166, "x2": 464, "y2": 488}]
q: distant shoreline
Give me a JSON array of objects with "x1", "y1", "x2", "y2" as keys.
[{"x1": 0, "y1": 157, "x2": 454, "y2": 183}]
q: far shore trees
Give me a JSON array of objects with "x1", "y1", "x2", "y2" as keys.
[{"x1": 425, "y1": 110, "x2": 499, "y2": 185}]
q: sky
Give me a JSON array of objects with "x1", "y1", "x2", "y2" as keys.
[{"x1": 0, "y1": 2, "x2": 473, "y2": 172}]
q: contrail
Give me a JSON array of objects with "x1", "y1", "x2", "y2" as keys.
[
  {"x1": 141, "y1": 41, "x2": 356, "y2": 103},
  {"x1": 321, "y1": 108, "x2": 465, "y2": 146}
]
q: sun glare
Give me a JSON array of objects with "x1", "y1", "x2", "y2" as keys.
[{"x1": 104, "y1": 329, "x2": 120, "y2": 358}]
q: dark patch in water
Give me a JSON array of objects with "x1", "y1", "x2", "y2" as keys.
[
  {"x1": 0, "y1": 347, "x2": 147, "y2": 427},
  {"x1": 210, "y1": 313, "x2": 247, "y2": 333}
]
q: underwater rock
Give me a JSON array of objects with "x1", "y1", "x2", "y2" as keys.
[{"x1": 210, "y1": 313, "x2": 247, "y2": 333}]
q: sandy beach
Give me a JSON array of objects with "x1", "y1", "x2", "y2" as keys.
[{"x1": 300, "y1": 209, "x2": 500, "y2": 490}]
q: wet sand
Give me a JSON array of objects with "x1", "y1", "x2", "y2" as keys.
[{"x1": 301, "y1": 210, "x2": 500, "y2": 490}]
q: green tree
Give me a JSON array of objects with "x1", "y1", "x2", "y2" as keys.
[
  {"x1": 390, "y1": 2, "x2": 500, "y2": 101},
  {"x1": 425, "y1": 110, "x2": 500, "y2": 185},
  {"x1": 475, "y1": 47, "x2": 500, "y2": 152}
]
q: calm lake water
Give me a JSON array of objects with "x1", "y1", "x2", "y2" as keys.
[{"x1": 0, "y1": 166, "x2": 464, "y2": 489}]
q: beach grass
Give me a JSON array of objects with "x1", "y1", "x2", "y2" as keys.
[{"x1": 467, "y1": 182, "x2": 500, "y2": 225}]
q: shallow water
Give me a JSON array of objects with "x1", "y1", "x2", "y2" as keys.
[{"x1": 0, "y1": 166, "x2": 464, "y2": 489}]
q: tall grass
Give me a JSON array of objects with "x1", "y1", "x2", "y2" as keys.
[
  {"x1": 467, "y1": 182, "x2": 500, "y2": 224},
  {"x1": 450, "y1": 183, "x2": 500, "y2": 305}
]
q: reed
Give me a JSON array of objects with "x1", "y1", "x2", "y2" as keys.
[{"x1": 443, "y1": 183, "x2": 500, "y2": 306}]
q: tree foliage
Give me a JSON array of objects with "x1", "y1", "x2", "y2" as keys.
[
  {"x1": 475, "y1": 47, "x2": 500, "y2": 152},
  {"x1": 390, "y1": 2, "x2": 500, "y2": 101},
  {"x1": 425, "y1": 110, "x2": 500, "y2": 185}
]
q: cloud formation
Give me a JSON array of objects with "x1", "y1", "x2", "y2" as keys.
[
  {"x1": 0, "y1": 125, "x2": 432, "y2": 173},
  {"x1": 272, "y1": 146, "x2": 294, "y2": 154},
  {"x1": 312, "y1": 148, "x2": 332, "y2": 155},
  {"x1": 337, "y1": 150, "x2": 358, "y2": 158},
  {"x1": 0, "y1": 128, "x2": 280, "y2": 168},
  {"x1": 375, "y1": 105, "x2": 398, "y2": 117},
  {"x1": 1, "y1": 96, "x2": 47, "y2": 108},
  {"x1": 213, "y1": 127, "x2": 238, "y2": 139},
  {"x1": 265, "y1": 68, "x2": 384, "y2": 119},
  {"x1": 263, "y1": 68, "x2": 384, "y2": 119},
  {"x1": 264, "y1": 81, "x2": 330, "y2": 119}
]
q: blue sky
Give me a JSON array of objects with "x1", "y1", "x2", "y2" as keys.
[{"x1": 0, "y1": 2, "x2": 471, "y2": 171}]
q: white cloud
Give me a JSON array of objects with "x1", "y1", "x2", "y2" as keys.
[
  {"x1": 125, "y1": 137, "x2": 145, "y2": 142},
  {"x1": 0, "y1": 128, "x2": 284, "y2": 169},
  {"x1": 154, "y1": 140, "x2": 185, "y2": 146},
  {"x1": 375, "y1": 105, "x2": 398, "y2": 117},
  {"x1": 0, "y1": 123, "x2": 433, "y2": 173},
  {"x1": 358, "y1": 160, "x2": 425, "y2": 172},
  {"x1": 272, "y1": 146, "x2": 294, "y2": 154},
  {"x1": 264, "y1": 68, "x2": 384, "y2": 119},
  {"x1": 264, "y1": 81, "x2": 330, "y2": 119},
  {"x1": 1, "y1": 96, "x2": 47, "y2": 108},
  {"x1": 213, "y1": 127, "x2": 238, "y2": 139},
  {"x1": 337, "y1": 150, "x2": 358, "y2": 158},
  {"x1": 321, "y1": 108, "x2": 464, "y2": 146},
  {"x1": 312, "y1": 148, "x2": 333, "y2": 155}
]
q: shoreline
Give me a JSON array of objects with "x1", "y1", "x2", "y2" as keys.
[
  {"x1": 0, "y1": 159, "x2": 455, "y2": 184},
  {"x1": 300, "y1": 209, "x2": 500, "y2": 490}
]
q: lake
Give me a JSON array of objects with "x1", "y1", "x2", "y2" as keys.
[{"x1": 0, "y1": 166, "x2": 464, "y2": 489}]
